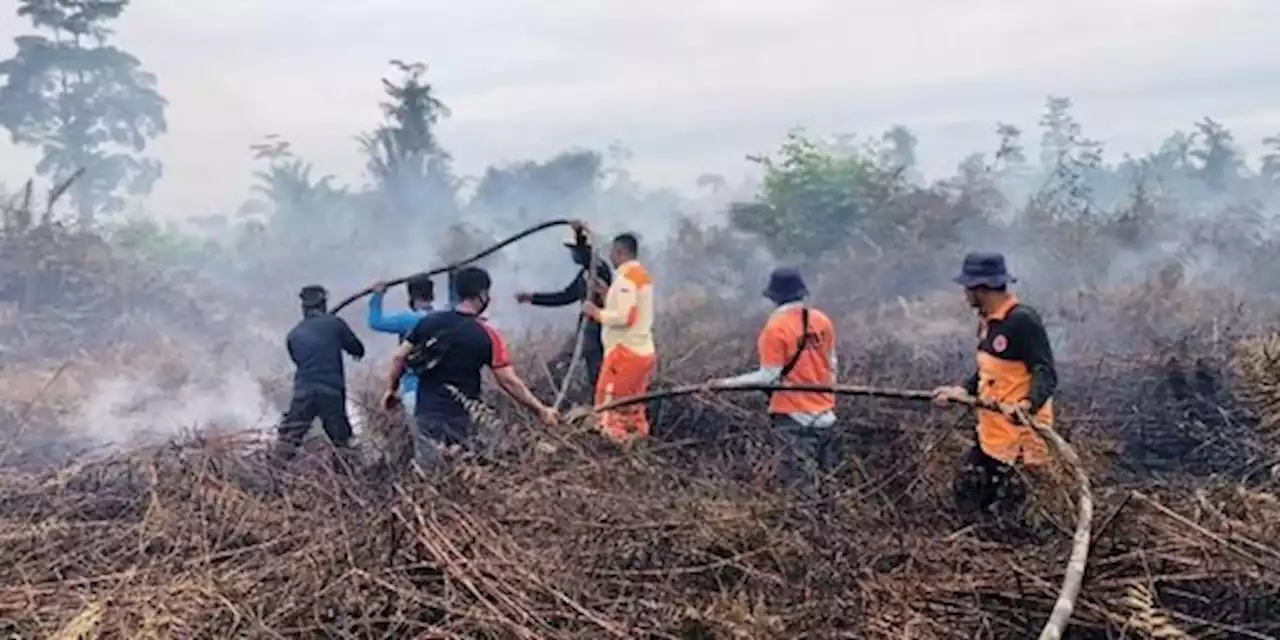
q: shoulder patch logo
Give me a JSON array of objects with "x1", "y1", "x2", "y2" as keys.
[{"x1": 992, "y1": 334, "x2": 1008, "y2": 353}]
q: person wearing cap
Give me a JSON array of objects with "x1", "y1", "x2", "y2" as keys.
[
  {"x1": 382, "y1": 266, "x2": 558, "y2": 470},
  {"x1": 514, "y1": 224, "x2": 612, "y2": 396},
  {"x1": 705, "y1": 267, "x2": 838, "y2": 493},
  {"x1": 582, "y1": 233, "x2": 657, "y2": 444},
  {"x1": 368, "y1": 273, "x2": 439, "y2": 415},
  {"x1": 931, "y1": 252, "x2": 1057, "y2": 522},
  {"x1": 277, "y1": 285, "x2": 366, "y2": 460}
]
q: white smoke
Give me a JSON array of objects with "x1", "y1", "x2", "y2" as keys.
[{"x1": 74, "y1": 367, "x2": 275, "y2": 446}]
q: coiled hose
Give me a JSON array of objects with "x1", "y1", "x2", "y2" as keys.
[{"x1": 592, "y1": 382, "x2": 1092, "y2": 640}]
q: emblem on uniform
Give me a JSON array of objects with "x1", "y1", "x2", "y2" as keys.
[{"x1": 992, "y1": 334, "x2": 1008, "y2": 353}]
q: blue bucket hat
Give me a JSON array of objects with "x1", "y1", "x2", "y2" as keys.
[
  {"x1": 953, "y1": 252, "x2": 1016, "y2": 289},
  {"x1": 763, "y1": 267, "x2": 807, "y2": 303}
]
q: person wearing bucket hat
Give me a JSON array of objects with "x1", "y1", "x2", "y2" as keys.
[
  {"x1": 275, "y1": 285, "x2": 366, "y2": 461},
  {"x1": 706, "y1": 267, "x2": 838, "y2": 495},
  {"x1": 932, "y1": 252, "x2": 1058, "y2": 528},
  {"x1": 514, "y1": 222, "x2": 612, "y2": 397}
]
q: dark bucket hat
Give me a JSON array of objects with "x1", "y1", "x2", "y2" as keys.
[
  {"x1": 763, "y1": 267, "x2": 808, "y2": 303},
  {"x1": 299, "y1": 284, "x2": 328, "y2": 306},
  {"x1": 952, "y1": 252, "x2": 1016, "y2": 289}
]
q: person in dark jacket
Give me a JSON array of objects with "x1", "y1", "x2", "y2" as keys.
[
  {"x1": 275, "y1": 285, "x2": 366, "y2": 460},
  {"x1": 514, "y1": 225, "x2": 612, "y2": 396}
]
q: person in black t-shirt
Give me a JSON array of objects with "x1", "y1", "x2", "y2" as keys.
[
  {"x1": 276, "y1": 285, "x2": 365, "y2": 461},
  {"x1": 382, "y1": 267, "x2": 557, "y2": 470}
]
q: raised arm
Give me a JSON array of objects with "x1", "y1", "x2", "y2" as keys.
[{"x1": 367, "y1": 291, "x2": 401, "y2": 333}]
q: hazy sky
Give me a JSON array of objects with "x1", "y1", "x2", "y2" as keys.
[{"x1": 1, "y1": 0, "x2": 1277, "y2": 218}]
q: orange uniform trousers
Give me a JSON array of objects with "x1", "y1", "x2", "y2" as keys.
[{"x1": 595, "y1": 345, "x2": 657, "y2": 444}]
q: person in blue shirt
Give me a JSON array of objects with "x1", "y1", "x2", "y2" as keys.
[{"x1": 368, "y1": 273, "x2": 441, "y2": 414}]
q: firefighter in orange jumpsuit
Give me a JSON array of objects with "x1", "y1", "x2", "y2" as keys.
[
  {"x1": 583, "y1": 233, "x2": 656, "y2": 444},
  {"x1": 932, "y1": 252, "x2": 1058, "y2": 529}
]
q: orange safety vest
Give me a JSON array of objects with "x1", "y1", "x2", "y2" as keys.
[{"x1": 974, "y1": 297, "x2": 1053, "y2": 466}]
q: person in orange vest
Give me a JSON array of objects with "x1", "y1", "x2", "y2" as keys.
[
  {"x1": 583, "y1": 233, "x2": 656, "y2": 445},
  {"x1": 932, "y1": 252, "x2": 1057, "y2": 527},
  {"x1": 704, "y1": 267, "x2": 837, "y2": 494}
]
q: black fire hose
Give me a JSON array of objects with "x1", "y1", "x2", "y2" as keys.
[
  {"x1": 551, "y1": 232, "x2": 601, "y2": 413},
  {"x1": 592, "y1": 383, "x2": 1092, "y2": 640},
  {"x1": 334, "y1": 217, "x2": 597, "y2": 414},
  {"x1": 330, "y1": 219, "x2": 580, "y2": 314}
]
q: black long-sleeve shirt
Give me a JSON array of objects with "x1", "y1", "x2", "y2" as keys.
[
  {"x1": 530, "y1": 261, "x2": 613, "y2": 336},
  {"x1": 964, "y1": 303, "x2": 1056, "y2": 413},
  {"x1": 286, "y1": 311, "x2": 364, "y2": 394}
]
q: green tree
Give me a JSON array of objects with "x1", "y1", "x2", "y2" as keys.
[
  {"x1": 993, "y1": 123, "x2": 1027, "y2": 171},
  {"x1": 358, "y1": 59, "x2": 456, "y2": 221},
  {"x1": 0, "y1": 0, "x2": 166, "y2": 223},
  {"x1": 1262, "y1": 133, "x2": 1280, "y2": 186},
  {"x1": 730, "y1": 131, "x2": 879, "y2": 260},
  {"x1": 244, "y1": 135, "x2": 349, "y2": 233},
  {"x1": 1189, "y1": 117, "x2": 1243, "y2": 192},
  {"x1": 1038, "y1": 96, "x2": 1101, "y2": 170},
  {"x1": 880, "y1": 125, "x2": 921, "y2": 184},
  {"x1": 1148, "y1": 131, "x2": 1197, "y2": 178},
  {"x1": 1033, "y1": 96, "x2": 1103, "y2": 221},
  {"x1": 880, "y1": 125, "x2": 916, "y2": 167}
]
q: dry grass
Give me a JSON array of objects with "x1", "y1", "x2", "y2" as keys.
[
  {"x1": 2, "y1": 189, "x2": 1279, "y2": 637},
  {"x1": 0, "y1": 279, "x2": 1278, "y2": 638}
]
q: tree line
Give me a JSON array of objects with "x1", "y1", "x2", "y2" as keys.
[{"x1": 3, "y1": 0, "x2": 1279, "y2": 267}]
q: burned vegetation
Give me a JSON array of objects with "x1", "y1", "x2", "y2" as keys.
[
  {"x1": 4, "y1": 165, "x2": 1280, "y2": 640},
  {"x1": 3, "y1": 28, "x2": 1280, "y2": 635}
]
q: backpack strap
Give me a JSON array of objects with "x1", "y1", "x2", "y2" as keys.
[
  {"x1": 768, "y1": 307, "x2": 810, "y2": 402},
  {"x1": 406, "y1": 313, "x2": 481, "y2": 375}
]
